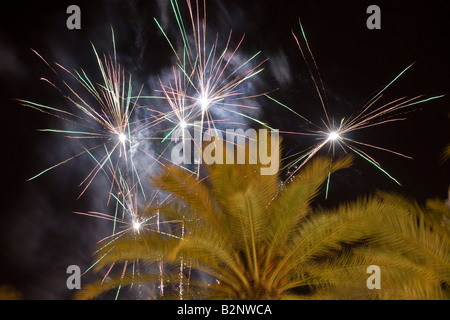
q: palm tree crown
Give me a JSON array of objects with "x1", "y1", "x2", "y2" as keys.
[{"x1": 76, "y1": 140, "x2": 450, "y2": 300}]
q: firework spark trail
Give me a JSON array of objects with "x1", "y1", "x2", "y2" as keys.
[
  {"x1": 21, "y1": 30, "x2": 187, "y2": 205},
  {"x1": 153, "y1": 0, "x2": 270, "y2": 137},
  {"x1": 20, "y1": 34, "x2": 152, "y2": 201},
  {"x1": 75, "y1": 174, "x2": 180, "y2": 299},
  {"x1": 270, "y1": 19, "x2": 445, "y2": 191}
]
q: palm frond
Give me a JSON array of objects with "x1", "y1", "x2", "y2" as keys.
[
  {"x1": 93, "y1": 231, "x2": 180, "y2": 272},
  {"x1": 371, "y1": 194, "x2": 450, "y2": 283},
  {"x1": 264, "y1": 156, "x2": 353, "y2": 270},
  {"x1": 269, "y1": 195, "x2": 383, "y2": 288},
  {"x1": 152, "y1": 165, "x2": 223, "y2": 230},
  {"x1": 309, "y1": 246, "x2": 447, "y2": 300}
]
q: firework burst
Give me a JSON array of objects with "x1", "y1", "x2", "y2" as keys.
[
  {"x1": 152, "y1": 0, "x2": 271, "y2": 168},
  {"x1": 269, "y1": 19, "x2": 444, "y2": 197},
  {"x1": 19, "y1": 31, "x2": 156, "y2": 200}
]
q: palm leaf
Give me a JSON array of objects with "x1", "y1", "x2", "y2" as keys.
[{"x1": 264, "y1": 156, "x2": 353, "y2": 270}]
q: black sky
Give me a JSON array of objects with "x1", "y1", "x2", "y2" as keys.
[{"x1": 0, "y1": 0, "x2": 449, "y2": 299}]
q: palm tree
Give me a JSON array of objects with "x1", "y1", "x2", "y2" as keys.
[
  {"x1": 76, "y1": 139, "x2": 381, "y2": 299},
  {"x1": 75, "y1": 141, "x2": 450, "y2": 300}
]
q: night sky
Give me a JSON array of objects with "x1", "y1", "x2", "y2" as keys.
[{"x1": 0, "y1": 0, "x2": 449, "y2": 300}]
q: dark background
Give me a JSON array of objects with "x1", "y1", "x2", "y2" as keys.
[{"x1": 0, "y1": 0, "x2": 448, "y2": 299}]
